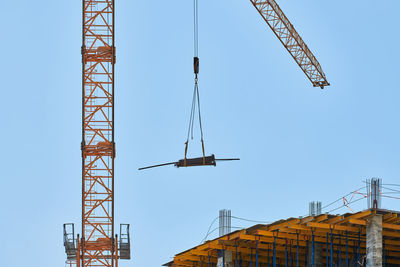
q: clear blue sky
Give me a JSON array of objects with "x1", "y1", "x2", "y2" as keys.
[{"x1": 1, "y1": 0, "x2": 400, "y2": 266}]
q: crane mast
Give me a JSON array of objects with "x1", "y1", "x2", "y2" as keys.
[
  {"x1": 64, "y1": 1, "x2": 130, "y2": 266},
  {"x1": 81, "y1": 0, "x2": 116, "y2": 266},
  {"x1": 250, "y1": 0, "x2": 329, "y2": 88}
]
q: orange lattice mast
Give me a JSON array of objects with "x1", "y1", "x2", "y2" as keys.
[
  {"x1": 64, "y1": 1, "x2": 130, "y2": 266},
  {"x1": 81, "y1": 0, "x2": 116, "y2": 266}
]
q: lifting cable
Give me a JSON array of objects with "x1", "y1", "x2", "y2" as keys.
[
  {"x1": 137, "y1": 0, "x2": 239, "y2": 171},
  {"x1": 184, "y1": 0, "x2": 205, "y2": 166}
]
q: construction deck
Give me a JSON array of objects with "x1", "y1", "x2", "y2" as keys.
[{"x1": 165, "y1": 209, "x2": 400, "y2": 267}]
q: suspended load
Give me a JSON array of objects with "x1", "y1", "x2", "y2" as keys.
[{"x1": 139, "y1": 155, "x2": 239, "y2": 170}]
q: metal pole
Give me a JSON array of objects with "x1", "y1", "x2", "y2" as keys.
[
  {"x1": 235, "y1": 245, "x2": 238, "y2": 267},
  {"x1": 268, "y1": 244, "x2": 270, "y2": 267},
  {"x1": 312, "y1": 232, "x2": 315, "y2": 267},
  {"x1": 251, "y1": 248, "x2": 253, "y2": 267},
  {"x1": 358, "y1": 232, "x2": 360, "y2": 266},
  {"x1": 326, "y1": 233, "x2": 329, "y2": 267},
  {"x1": 256, "y1": 241, "x2": 259, "y2": 267},
  {"x1": 346, "y1": 232, "x2": 348, "y2": 267},
  {"x1": 285, "y1": 239, "x2": 288, "y2": 267},
  {"x1": 338, "y1": 234, "x2": 341, "y2": 267},
  {"x1": 296, "y1": 234, "x2": 299, "y2": 267},
  {"x1": 330, "y1": 230, "x2": 333, "y2": 267},
  {"x1": 306, "y1": 240, "x2": 309, "y2": 267},
  {"x1": 383, "y1": 239, "x2": 386, "y2": 267},
  {"x1": 273, "y1": 237, "x2": 276, "y2": 267}
]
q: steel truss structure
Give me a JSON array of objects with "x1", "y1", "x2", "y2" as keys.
[
  {"x1": 63, "y1": 0, "x2": 132, "y2": 266},
  {"x1": 250, "y1": 0, "x2": 330, "y2": 88},
  {"x1": 81, "y1": 0, "x2": 116, "y2": 266}
]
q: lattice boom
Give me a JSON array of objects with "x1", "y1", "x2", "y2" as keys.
[{"x1": 250, "y1": 0, "x2": 329, "y2": 88}]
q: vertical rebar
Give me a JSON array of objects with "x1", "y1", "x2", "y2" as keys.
[
  {"x1": 367, "y1": 178, "x2": 382, "y2": 209},
  {"x1": 229, "y1": 210, "x2": 231, "y2": 235},
  {"x1": 219, "y1": 210, "x2": 232, "y2": 236},
  {"x1": 309, "y1": 202, "x2": 322, "y2": 216}
]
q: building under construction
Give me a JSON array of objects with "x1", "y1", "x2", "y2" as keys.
[
  {"x1": 164, "y1": 208, "x2": 400, "y2": 267},
  {"x1": 164, "y1": 180, "x2": 400, "y2": 267}
]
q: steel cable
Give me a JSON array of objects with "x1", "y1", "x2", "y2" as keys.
[{"x1": 185, "y1": 0, "x2": 205, "y2": 150}]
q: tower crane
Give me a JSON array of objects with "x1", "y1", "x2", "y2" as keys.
[
  {"x1": 250, "y1": 0, "x2": 329, "y2": 88},
  {"x1": 63, "y1": 1, "x2": 131, "y2": 267}
]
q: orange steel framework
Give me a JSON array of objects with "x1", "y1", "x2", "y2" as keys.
[
  {"x1": 62, "y1": 0, "x2": 120, "y2": 266},
  {"x1": 250, "y1": 0, "x2": 329, "y2": 89},
  {"x1": 80, "y1": 0, "x2": 116, "y2": 267}
]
